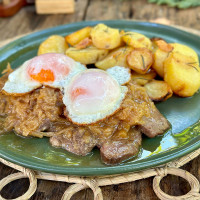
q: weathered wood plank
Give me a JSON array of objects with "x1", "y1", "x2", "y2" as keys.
[
  {"x1": 131, "y1": 0, "x2": 200, "y2": 30},
  {"x1": 85, "y1": 0, "x2": 132, "y2": 20},
  {"x1": 0, "y1": 0, "x2": 89, "y2": 42},
  {"x1": 85, "y1": 0, "x2": 200, "y2": 31}
]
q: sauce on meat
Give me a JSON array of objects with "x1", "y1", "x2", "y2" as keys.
[
  {"x1": 0, "y1": 71, "x2": 151, "y2": 138},
  {"x1": 0, "y1": 70, "x2": 170, "y2": 164}
]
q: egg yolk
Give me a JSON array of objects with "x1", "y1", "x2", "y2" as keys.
[
  {"x1": 71, "y1": 87, "x2": 88, "y2": 101},
  {"x1": 28, "y1": 68, "x2": 55, "y2": 83}
]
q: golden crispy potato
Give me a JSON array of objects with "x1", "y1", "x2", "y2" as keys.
[
  {"x1": 151, "y1": 38, "x2": 173, "y2": 52},
  {"x1": 152, "y1": 42, "x2": 199, "y2": 78},
  {"x1": 131, "y1": 69, "x2": 157, "y2": 86},
  {"x1": 164, "y1": 52, "x2": 200, "y2": 97},
  {"x1": 65, "y1": 26, "x2": 92, "y2": 46},
  {"x1": 155, "y1": 40, "x2": 173, "y2": 52},
  {"x1": 120, "y1": 30, "x2": 125, "y2": 35},
  {"x1": 151, "y1": 37, "x2": 162, "y2": 52},
  {"x1": 152, "y1": 49, "x2": 169, "y2": 78},
  {"x1": 38, "y1": 35, "x2": 68, "y2": 55},
  {"x1": 119, "y1": 30, "x2": 126, "y2": 47},
  {"x1": 74, "y1": 37, "x2": 92, "y2": 49},
  {"x1": 144, "y1": 80, "x2": 173, "y2": 101},
  {"x1": 122, "y1": 32, "x2": 152, "y2": 49},
  {"x1": 127, "y1": 48, "x2": 153, "y2": 74},
  {"x1": 65, "y1": 46, "x2": 109, "y2": 65},
  {"x1": 90, "y1": 24, "x2": 121, "y2": 50},
  {"x1": 95, "y1": 46, "x2": 133, "y2": 70},
  {"x1": 170, "y1": 43, "x2": 199, "y2": 62},
  {"x1": 151, "y1": 39, "x2": 173, "y2": 78}
]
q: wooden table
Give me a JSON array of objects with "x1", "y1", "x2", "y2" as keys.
[{"x1": 0, "y1": 0, "x2": 199, "y2": 199}]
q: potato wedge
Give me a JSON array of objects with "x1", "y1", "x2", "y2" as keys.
[
  {"x1": 91, "y1": 24, "x2": 121, "y2": 49},
  {"x1": 65, "y1": 26, "x2": 92, "y2": 46},
  {"x1": 144, "y1": 80, "x2": 173, "y2": 101},
  {"x1": 127, "y1": 48, "x2": 153, "y2": 74},
  {"x1": 95, "y1": 46, "x2": 133, "y2": 70},
  {"x1": 65, "y1": 46, "x2": 109, "y2": 65},
  {"x1": 131, "y1": 69, "x2": 157, "y2": 86},
  {"x1": 122, "y1": 32, "x2": 152, "y2": 49},
  {"x1": 38, "y1": 35, "x2": 68, "y2": 55},
  {"x1": 164, "y1": 52, "x2": 200, "y2": 97}
]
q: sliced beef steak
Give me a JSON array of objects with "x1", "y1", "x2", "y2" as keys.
[
  {"x1": 139, "y1": 105, "x2": 170, "y2": 138},
  {"x1": 0, "y1": 70, "x2": 170, "y2": 165},
  {"x1": 100, "y1": 127, "x2": 142, "y2": 165},
  {"x1": 50, "y1": 127, "x2": 97, "y2": 156}
]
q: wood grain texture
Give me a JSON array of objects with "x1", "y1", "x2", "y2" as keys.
[
  {"x1": 131, "y1": 0, "x2": 200, "y2": 30},
  {"x1": 0, "y1": 0, "x2": 88, "y2": 42},
  {"x1": 0, "y1": 0, "x2": 200, "y2": 199}
]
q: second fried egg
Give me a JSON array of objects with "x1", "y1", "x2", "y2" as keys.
[{"x1": 63, "y1": 69, "x2": 128, "y2": 125}]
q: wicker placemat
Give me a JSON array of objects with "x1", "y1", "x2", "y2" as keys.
[{"x1": 0, "y1": 23, "x2": 200, "y2": 200}]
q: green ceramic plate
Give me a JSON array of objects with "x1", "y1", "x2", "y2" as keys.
[{"x1": 0, "y1": 21, "x2": 200, "y2": 176}]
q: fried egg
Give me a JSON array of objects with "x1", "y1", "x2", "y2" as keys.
[
  {"x1": 2, "y1": 53, "x2": 86, "y2": 95},
  {"x1": 106, "y1": 66, "x2": 131, "y2": 85},
  {"x1": 63, "y1": 69, "x2": 128, "y2": 125}
]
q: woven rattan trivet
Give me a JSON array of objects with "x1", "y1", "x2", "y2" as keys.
[{"x1": 0, "y1": 24, "x2": 200, "y2": 200}]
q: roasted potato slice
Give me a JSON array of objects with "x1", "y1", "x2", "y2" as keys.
[
  {"x1": 151, "y1": 39, "x2": 173, "y2": 78},
  {"x1": 38, "y1": 35, "x2": 68, "y2": 55},
  {"x1": 144, "y1": 80, "x2": 173, "y2": 101},
  {"x1": 151, "y1": 38, "x2": 173, "y2": 52},
  {"x1": 152, "y1": 42, "x2": 199, "y2": 78},
  {"x1": 152, "y1": 49, "x2": 169, "y2": 78},
  {"x1": 119, "y1": 30, "x2": 126, "y2": 47},
  {"x1": 171, "y1": 43, "x2": 199, "y2": 62},
  {"x1": 122, "y1": 32, "x2": 152, "y2": 49},
  {"x1": 65, "y1": 46, "x2": 109, "y2": 65},
  {"x1": 155, "y1": 40, "x2": 173, "y2": 52},
  {"x1": 164, "y1": 52, "x2": 200, "y2": 97},
  {"x1": 74, "y1": 37, "x2": 92, "y2": 49},
  {"x1": 65, "y1": 26, "x2": 92, "y2": 46},
  {"x1": 127, "y1": 48, "x2": 153, "y2": 74},
  {"x1": 91, "y1": 24, "x2": 121, "y2": 49},
  {"x1": 131, "y1": 69, "x2": 157, "y2": 86},
  {"x1": 95, "y1": 46, "x2": 133, "y2": 70},
  {"x1": 120, "y1": 30, "x2": 125, "y2": 35}
]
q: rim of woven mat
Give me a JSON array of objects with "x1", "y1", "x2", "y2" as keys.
[
  {"x1": 0, "y1": 22, "x2": 200, "y2": 200},
  {"x1": 0, "y1": 149, "x2": 199, "y2": 200}
]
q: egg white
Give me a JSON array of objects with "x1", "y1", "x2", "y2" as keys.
[
  {"x1": 2, "y1": 60, "x2": 42, "y2": 94},
  {"x1": 106, "y1": 66, "x2": 131, "y2": 85},
  {"x1": 63, "y1": 69, "x2": 128, "y2": 125},
  {"x1": 2, "y1": 54, "x2": 86, "y2": 95}
]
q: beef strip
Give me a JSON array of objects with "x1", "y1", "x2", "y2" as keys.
[
  {"x1": 49, "y1": 83, "x2": 170, "y2": 164},
  {"x1": 139, "y1": 106, "x2": 170, "y2": 138},
  {"x1": 50, "y1": 127, "x2": 98, "y2": 156},
  {"x1": 100, "y1": 127, "x2": 142, "y2": 165}
]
